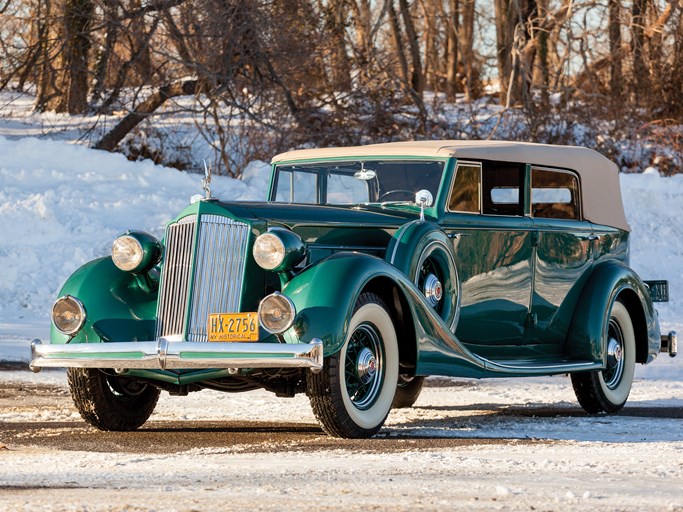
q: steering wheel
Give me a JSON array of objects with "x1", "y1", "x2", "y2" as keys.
[{"x1": 378, "y1": 189, "x2": 414, "y2": 202}]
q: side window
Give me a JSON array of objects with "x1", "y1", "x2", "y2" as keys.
[
  {"x1": 482, "y1": 162, "x2": 524, "y2": 216},
  {"x1": 274, "y1": 169, "x2": 318, "y2": 204},
  {"x1": 531, "y1": 168, "x2": 580, "y2": 220},
  {"x1": 449, "y1": 163, "x2": 481, "y2": 213}
]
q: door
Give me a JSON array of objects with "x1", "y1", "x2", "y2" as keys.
[
  {"x1": 528, "y1": 167, "x2": 594, "y2": 349},
  {"x1": 443, "y1": 160, "x2": 534, "y2": 356}
]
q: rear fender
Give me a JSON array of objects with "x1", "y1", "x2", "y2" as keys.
[
  {"x1": 566, "y1": 259, "x2": 661, "y2": 364},
  {"x1": 50, "y1": 257, "x2": 158, "y2": 345}
]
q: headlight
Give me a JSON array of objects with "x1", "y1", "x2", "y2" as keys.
[
  {"x1": 111, "y1": 232, "x2": 161, "y2": 273},
  {"x1": 253, "y1": 228, "x2": 306, "y2": 272},
  {"x1": 258, "y1": 292, "x2": 296, "y2": 333},
  {"x1": 52, "y1": 295, "x2": 86, "y2": 335}
]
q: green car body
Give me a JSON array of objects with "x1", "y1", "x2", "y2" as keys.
[{"x1": 33, "y1": 140, "x2": 671, "y2": 438}]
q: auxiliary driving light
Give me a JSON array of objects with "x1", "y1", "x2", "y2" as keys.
[
  {"x1": 258, "y1": 292, "x2": 296, "y2": 333},
  {"x1": 52, "y1": 295, "x2": 86, "y2": 335}
]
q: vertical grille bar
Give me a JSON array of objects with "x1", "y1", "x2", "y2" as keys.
[
  {"x1": 155, "y1": 213, "x2": 250, "y2": 342},
  {"x1": 188, "y1": 215, "x2": 250, "y2": 341},
  {"x1": 155, "y1": 215, "x2": 197, "y2": 339}
]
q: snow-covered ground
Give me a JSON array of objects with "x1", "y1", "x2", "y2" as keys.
[{"x1": 1, "y1": 369, "x2": 682, "y2": 511}]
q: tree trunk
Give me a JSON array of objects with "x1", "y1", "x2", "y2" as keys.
[
  {"x1": 36, "y1": 0, "x2": 94, "y2": 114},
  {"x1": 445, "y1": 0, "x2": 459, "y2": 101},
  {"x1": 460, "y1": 0, "x2": 476, "y2": 101},
  {"x1": 608, "y1": 0, "x2": 623, "y2": 105},
  {"x1": 328, "y1": 0, "x2": 352, "y2": 91},
  {"x1": 494, "y1": 0, "x2": 514, "y2": 103},
  {"x1": 398, "y1": 0, "x2": 424, "y2": 94},
  {"x1": 95, "y1": 79, "x2": 201, "y2": 151},
  {"x1": 631, "y1": 0, "x2": 650, "y2": 99},
  {"x1": 388, "y1": 0, "x2": 410, "y2": 87}
]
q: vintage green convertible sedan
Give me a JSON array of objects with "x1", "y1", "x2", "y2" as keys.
[{"x1": 31, "y1": 140, "x2": 676, "y2": 438}]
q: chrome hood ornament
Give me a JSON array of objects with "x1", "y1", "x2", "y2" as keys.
[{"x1": 202, "y1": 160, "x2": 213, "y2": 200}]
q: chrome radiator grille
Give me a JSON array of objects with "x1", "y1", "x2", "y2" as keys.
[{"x1": 155, "y1": 214, "x2": 250, "y2": 342}]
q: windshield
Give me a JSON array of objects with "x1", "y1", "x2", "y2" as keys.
[{"x1": 271, "y1": 160, "x2": 445, "y2": 205}]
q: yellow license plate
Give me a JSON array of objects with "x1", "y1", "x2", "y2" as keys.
[{"x1": 208, "y1": 312, "x2": 259, "y2": 342}]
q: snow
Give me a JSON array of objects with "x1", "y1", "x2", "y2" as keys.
[{"x1": 1, "y1": 370, "x2": 683, "y2": 511}]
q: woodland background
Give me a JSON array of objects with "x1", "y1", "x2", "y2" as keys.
[{"x1": 1, "y1": 0, "x2": 682, "y2": 177}]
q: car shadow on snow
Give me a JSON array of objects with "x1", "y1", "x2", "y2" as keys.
[{"x1": 386, "y1": 402, "x2": 683, "y2": 443}]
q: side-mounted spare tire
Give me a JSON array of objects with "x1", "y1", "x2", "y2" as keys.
[{"x1": 387, "y1": 221, "x2": 460, "y2": 331}]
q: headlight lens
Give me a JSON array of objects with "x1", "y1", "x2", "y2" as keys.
[
  {"x1": 258, "y1": 292, "x2": 296, "y2": 333},
  {"x1": 253, "y1": 228, "x2": 306, "y2": 272},
  {"x1": 52, "y1": 295, "x2": 86, "y2": 335},
  {"x1": 112, "y1": 235, "x2": 143, "y2": 271},
  {"x1": 253, "y1": 233, "x2": 286, "y2": 270},
  {"x1": 111, "y1": 232, "x2": 161, "y2": 273}
]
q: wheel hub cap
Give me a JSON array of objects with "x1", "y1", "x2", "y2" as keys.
[
  {"x1": 356, "y1": 347, "x2": 377, "y2": 385},
  {"x1": 423, "y1": 273, "x2": 443, "y2": 307},
  {"x1": 606, "y1": 337, "x2": 622, "y2": 369}
]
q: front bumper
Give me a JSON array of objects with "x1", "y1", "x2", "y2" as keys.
[{"x1": 30, "y1": 338, "x2": 324, "y2": 372}]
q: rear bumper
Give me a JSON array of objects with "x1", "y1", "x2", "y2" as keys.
[
  {"x1": 30, "y1": 338, "x2": 324, "y2": 372},
  {"x1": 660, "y1": 331, "x2": 677, "y2": 358}
]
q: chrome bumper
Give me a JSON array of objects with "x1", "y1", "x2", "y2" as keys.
[{"x1": 30, "y1": 338, "x2": 324, "y2": 372}]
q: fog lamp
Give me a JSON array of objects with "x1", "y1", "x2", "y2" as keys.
[
  {"x1": 258, "y1": 292, "x2": 296, "y2": 333},
  {"x1": 52, "y1": 295, "x2": 86, "y2": 335}
]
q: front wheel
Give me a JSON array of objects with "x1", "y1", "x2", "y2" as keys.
[
  {"x1": 307, "y1": 293, "x2": 399, "y2": 438},
  {"x1": 67, "y1": 368, "x2": 160, "y2": 431},
  {"x1": 571, "y1": 301, "x2": 636, "y2": 414},
  {"x1": 392, "y1": 375, "x2": 425, "y2": 409}
]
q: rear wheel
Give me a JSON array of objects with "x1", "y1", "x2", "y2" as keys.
[
  {"x1": 571, "y1": 301, "x2": 636, "y2": 414},
  {"x1": 307, "y1": 293, "x2": 399, "y2": 438},
  {"x1": 67, "y1": 368, "x2": 160, "y2": 431}
]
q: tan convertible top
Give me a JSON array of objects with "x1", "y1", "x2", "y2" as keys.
[{"x1": 272, "y1": 140, "x2": 630, "y2": 231}]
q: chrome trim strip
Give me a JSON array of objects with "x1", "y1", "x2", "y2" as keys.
[
  {"x1": 483, "y1": 358, "x2": 601, "y2": 374},
  {"x1": 30, "y1": 339, "x2": 324, "y2": 372}
]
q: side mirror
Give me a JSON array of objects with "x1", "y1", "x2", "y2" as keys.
[{"x1": 415, "y1": 190, "x2": 433, "y2": 221}]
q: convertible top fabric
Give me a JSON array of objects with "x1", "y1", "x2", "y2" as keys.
[{"x1": 272, "y1": 140, "x2": 630, "y2": 231}]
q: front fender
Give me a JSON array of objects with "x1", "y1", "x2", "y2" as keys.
[
  {"x1": 50, "y1": 257, "x2": 158, "y2": 345},
  {"x1": 566, "y1": 259, "x2": 661, "y2": 363},
  {"x1": 282, "y1": 252, "x2": 487, "y2": 377}
]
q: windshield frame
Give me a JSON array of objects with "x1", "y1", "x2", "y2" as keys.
[{"x1": 268, "y1": 157, "x2": 448, "y2": 207}]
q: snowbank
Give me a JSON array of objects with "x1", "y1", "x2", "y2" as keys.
[{"x1": 0, "y1": 136, "x2": 268, "y2": 340}]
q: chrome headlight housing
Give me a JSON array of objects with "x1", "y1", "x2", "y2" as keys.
[
  {"x1": 52, "y1": 295, "x2": 86, "y2": 335},
  {"x1": 258, "y1": 292, "x2": 296, "y2": 333},
  {"x1": 253, "y1": 228, "x2": 306, "y2": 272},
  {"x1": 111, "y1": 232, "x2": 161, "y2": 273}
]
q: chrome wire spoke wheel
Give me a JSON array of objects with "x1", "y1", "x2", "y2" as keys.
[
  {"x1": 307, "y1": 292, "x2": 399, "y2": 438},
  {"x1": 344, "y1": 323, "x2": 384, "y2": 410}
]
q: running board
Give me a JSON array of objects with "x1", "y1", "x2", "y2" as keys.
[{"x1": 481, "y1": 357, "x2": 602, "y2": 375}]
